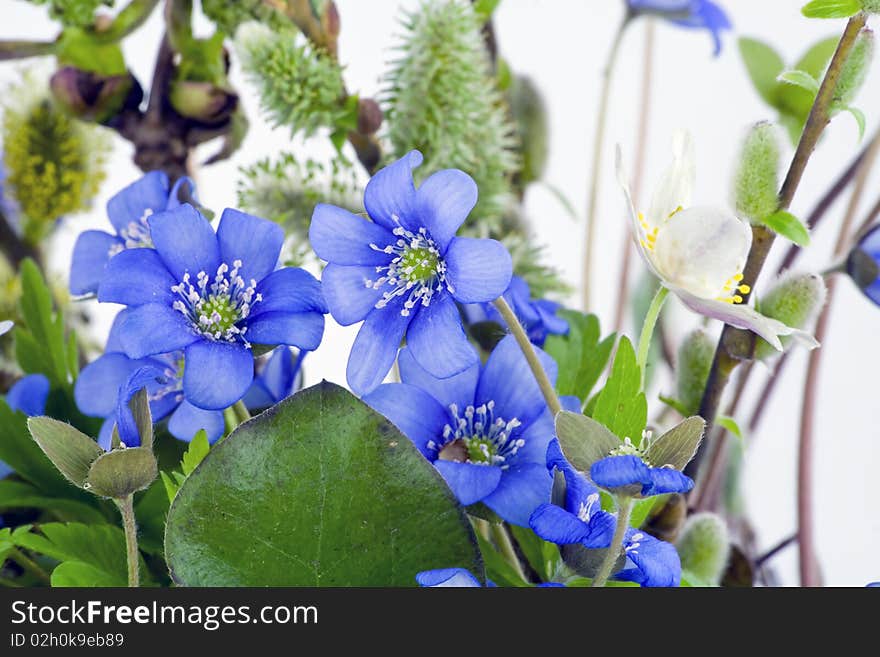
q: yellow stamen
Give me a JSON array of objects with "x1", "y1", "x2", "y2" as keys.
[
  {"x1": 737, "y1": 284, "x2": 751, "y2": 294},
  {"x1": 733, "y1": 295, "x2": 743, "y2": 303},
  {"x1": 734, "y1": 273, "x2": 744, "y2": 281}
]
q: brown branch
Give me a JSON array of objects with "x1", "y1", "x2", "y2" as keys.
[{"x1": 0, "y1": 40, "x2": 56, "y2": 60}]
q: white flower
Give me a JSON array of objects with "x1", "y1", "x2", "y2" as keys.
[{"x1": 616, "y1": 130, "x2": 818, "y2": 352}]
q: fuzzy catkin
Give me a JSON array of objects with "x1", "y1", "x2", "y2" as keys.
[{"x1": 733, "y1": 122, "x2": 780, "y2": 224}]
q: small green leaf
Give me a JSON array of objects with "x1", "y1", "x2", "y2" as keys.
[
  {"x1": 762, "y1": 209, "x2": 811, "y2": 246},
  {"x1": 543, "y1": 311, "x2": 615, "y2": 403},
  {"x1": 17, "y1": 259, "x2": 71, "y2": 387},
  {"x1": 738, "y1": 37, "x2": 786, "y2": 107},
  {"x1": 778, "y1": 69, "x2": 820, "y2": 94},
  {"x1": 0, "y1": 479, "x2": 107, "y2": 524},
  {"x1": 795, "y1": 37, "x2": 841, "y2": 79},
  {"x1": 180, "y1": 430, "x2": 210, "y2": 476},
  {"x1": 631, "y1": 496, "x2": 662, "y2": 529},
  {"x1": 473, "y1": 0, "x2": 502, "y2": 20},
  {"x1": 86, "y1": 447, "x2": 158, "y2": 499},
  {"x1": 716, "y1": 415, "x2": 745, "y2": 443},
  {"x1": 591, "y1": 337, "x2": 648, "y2": 444},
  {"x1": 644, "y1": 417, "x2": 706, "y2": 471},
  {"x1": 129, "y1": 388, "x2": 153, "y2": 451},
  {"x1": 27, "y1": 417, "x2": 103, "y2": 488},
  {"x1": 843, "y1": 106, "x2": 866, "y2": 140},
  {"x1": 658, "y1": 395, "x2": 691, "y2": 418},
  {"x1": 801, "y1": 0, "x2": 862, "y2": 19},
  {"x1": 508, "y1": 524, "x2": 560, "y2": 583},
  {"x1": 56, "y1": 27, "x2": 127, "y2": 76},
  {"x1": 555, "y1": 411, "x2": 620, "y2": 472},
  {"x1": 475, "y1": 532, "x2": 528, "y2": 587}
]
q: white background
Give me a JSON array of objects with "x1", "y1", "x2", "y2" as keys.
[{"x1": 1, "y1": 0, "x2": 878, "y2": 586}]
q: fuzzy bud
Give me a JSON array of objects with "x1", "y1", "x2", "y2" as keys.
[
  {"x1": 50, "y1": 66, "x2": 141, "y2": 124},
  {"x1": 676, "y1": 512, "x2": 731, "y2": 586},
  {"x1": 834, "y1": 28, "x2": 874, "y2": 108},
  {"x1": 356, "y1": 98, "x2": 383, "y2": 135},
  {"x1": 733, "y1": 122, "x2": 781, "y2": 224},
  {"x1": 676, "y1": 329, "x2": 715, "y2": 416},
  {"x1": 754, "y1": 273, "x2": 827, "y2": 360},
  {"x1": 169, "y1": 80, "x2": 238, "y2": 125}
]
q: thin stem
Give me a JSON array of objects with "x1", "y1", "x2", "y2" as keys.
[
  {"x1": 116, "y1": 496, "x2": 140, "y2": 587},
  {"x1": 755, "y1": 533, "x2": 798, "y2": 568},
  {"x1": 493, "y1": 297, "x2": 562, "y2": 416},
  {"x1": 614, "y1": 19, "x2": 655, "y2": 333},
  {"x1": 491, "y1": 522, "x2": 527, "y2": 583},
  {"x1": 592, "y1": 496, "x2": 633, "y2": 588},
  {"x1": 582, "y1": 15, "x2": 630, "y2": 311},
  {"x1": 233, "y1": 400, "x2": 251, "y2": 424},
  {"x1": 9, "y1": 548, "x2": 51, "y2": 585},
  {"x1": 636, "y1": 285, "x2": 669, "y2": 391}
]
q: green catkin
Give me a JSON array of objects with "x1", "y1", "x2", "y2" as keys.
[
  {"x1": 733, "y1": 121, "x2": 781, "y2": 224},
  {"x1": 834, "y1": 28, "x2": 874, "y2": 108},
  {"x1": 863, "y1": 1, "x2": 880, "y2": 14},
  {"x1": 676, "y1": 329, "x2": 715, "y2": 417},
  {"x1": 754, "y1": 272, "x2": 827, "y2": 360},
  {"x1": 676, "y1": 512, "x2": 731, "y2": 586}
]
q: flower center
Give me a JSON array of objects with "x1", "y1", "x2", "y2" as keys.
[
  {"x1": 577, "y1": 492, "x2": 601, "y2": 523},
  {"x1": 430, "y1": 401, "x2": 523, "y2": 469},
  {"x1": 609, "y1": 436, "x2": 651, "y2": 464},
  {"x1": 625, "y1": 532, "x2": 645, "y2": 556},
  {"x1": 108, "y1": 208, "x2": 154, "y2": 257},
  {"x1": 366, "y1": 222, "x2": 452, "y2": 317},
  {"x1": 171, "y1": 259, "x2": 261, "y2": 345}
]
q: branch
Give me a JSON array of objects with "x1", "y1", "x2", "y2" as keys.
[{"x1": 0, "y1": 40, "x2": 56, "y2": 60}]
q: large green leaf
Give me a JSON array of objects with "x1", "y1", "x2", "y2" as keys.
[
  {"x1": 165, "y1": 382, "x2": 483, "y2": 586},
  {"x1": 738, "y1": 37, "x2": 785, "y2": 106},
  {"x1": 0, "y1": 479, "x2": 107, "y2": 524},
  {"x1": 590, "y1": 337, "x2": 648, "y2": 445},
  {"x1": 543, "y1": 310, "x2": 615, "y2": 403}
]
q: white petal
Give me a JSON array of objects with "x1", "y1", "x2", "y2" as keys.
[
  {"x1": 647, "y1": 129, "x2": 695, "y2": 227},
  {"x1": 615, "y1": 145, "x2": 664, "y2": 279},
  {"x1": 673, "y1": 287, "x2": 820, "y2": 352},
  {"x1": 653, "y1": 205, "x2": 752, "y2": 298}
]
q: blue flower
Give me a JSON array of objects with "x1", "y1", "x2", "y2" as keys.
[
  {"x1": 867, "y1": 582, "x2": 880, "y2": 587},
  {"x1": 627, "y1": 0, "x2": 731, "y2": 56},
  {"x1": 530, "y1": 440, "x2": 682, "y2": 587},
  {"x1": 241, "y1": 346, "x2": 305, "y2": 410},
  {"x1": 97, "y1": 205, "x2": 327, "y2": 410},
  {"x1": 310, "y1": 151, "x2": 513, "y2": 395},
  {"x1": 3, "y1": 374, "x2": 50, "y2": 478},
  {"x1": 76, "y1": 310, "x2": 225, "y2": 448},
  {"x1": 364, "y1": 334, "x2": 555, "y2": 526},
  {"x1": 69, "y1": 171, "x2": 195, "y2": 296},
  {"x1": 847, "y1": 223, "x2": 880, "y2": 307},
  {"x1": 465, "y1": 275, "x2": 568, "y2": 347},
  {"x1": 416, "y1": 568, "x2": 487, "y2": 587},
  {"x1": 591, "y1": 453, "x2": 693, "y2": 497}
]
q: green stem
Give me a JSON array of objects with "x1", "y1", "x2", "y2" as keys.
[
  {"x1": 492, "y1": 522, "x2": 528, "y2": 583},
  {"x1": 10, "y1": 548, "x2": 51, "y2": 585},
  {"x1": 116, "y1": 496, "x2": 139, "y2": 587},
  {"x1": 233, "y1": 400, "x2": 251, "y2": 424},
  {"x1": 492, "y1": 297, "x2": 562, "y2": 416},
  {"x1": 0, "y1": 575, "x2": 23, "y2": 588},
  {"x1": 582, "y1": 14, "x2": 631, "y2": 311},
  {"x1": 636, "y1": 285, "x2": 669, "y2": 391},
  {"x1": 591, "y1": 496, "x2": 633, "y2": 588}
]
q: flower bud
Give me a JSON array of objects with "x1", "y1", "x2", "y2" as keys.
[
  {"x1": 356, "y1": 98, "x2": 383, "y2": 135},
  {"x1": 835, "y1": 28, "x2": 874, "y2": 108},
  {"x1": 509, "y1": 75, "x2": 549, "y2": 185},
  {"x1": 169, "y1": 80, "x2": 238, "y2": 125},
  {"x1": 733, "y1": 121, "x2": 781, "y2": 223},
  {"x1": 846, "y1": 223, "x2": 880, "y2": 305},
  {"x1": 676, "y1": 512, "x2": 730, "y2": 586},
  {"x1": 50, "y1": 66, "x2": 141, "y2": 124},
  {"x1": 754, "y1": 273, "x2": 827, "y2": 359},
  {"x1": 86, "y1": 446, "x2": 158, "y2": 498},
  {"x1": 676, "y1": 329, "x2": 715, "y2": 416}
]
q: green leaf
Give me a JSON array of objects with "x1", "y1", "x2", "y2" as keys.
[
  {"x1": 555, "y1": 411, "x2": 620, "y2": 472},
  {"x1": 591, "y1": 337, "x2": 648, "y2": 444},
  {"x1": 507, "y1": 524, "x2": 560, "y2": 583},
  {"x1": 165, "y1": 382, "x2": 483, "y2": 586},
  {"x1": 133, "y1": 479, "x2": 171, "y2": 556},
  {"x1": 658, "y1": 395, "x2": 691, "y2": 417},
  {"x1": 51, "y1": 561, "x2": 123, "y2": 587},
  {"x1": 644, "y1": 417, "x2": 706, "y2": 471},
  {"x1": 180, "y1": 430, "x2": 210, "y2": 476},
  {"x1": 17, "y1": 259, "x2": 71, "y2": 387},
  {"x1": 56, "y1": 27, "x2": 127, "y2": 76},
  {"x1": 473, "y1": 0, "x2": 502, "y2": 20},
  {"x1": 801, "y1": 0, "x2": 862, "y2": 19},
  {"x1": 631, "y1": 496, "x2": 662, "y2": 529},
  {"x1": 474, "y1": 532, "x2": 528, "y2": 587},
  {"x1": 795, "y1": 37, "x2": 840, "y2": 79},
  {"x1": 843, "y1": 106, "x2": 866, "y2": 140},
  {"x1": 762, "y1": 209, "x2": 811, "y2": 246},
  {"x1": 0, "y1": 479, "x2": 107, "y2": 524},
  {"x1": 27, "y1": 417, "x2": 103, "y2": 489},
  {"x1": 738, "y1": 37, "x2": 786, "y2": 107},
  {"x1": 716, "y1": 415, "x2": 745, "y2": 443},
  {"x1": 778, "y1": 69, "x2": 821, "y2": 95},
  {"x1": 778, "y1": 37, "x2": 839, "y2": 124},
  {"x1": 543, "y1": 311, "x2": 615, "y2": 403}
]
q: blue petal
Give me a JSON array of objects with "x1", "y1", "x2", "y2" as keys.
[
  {"x1": 397, "y1": 346, "x2": 479, "y2": 410},
  {"x1": 445, "y1": 237, "x2": 512, "y2": 303},
  {"x1": 590, "y1": 455, "x2": 652, "y2": 490},
  {"x1": 97, "y1": 417, "x2": 115, "y2": 451},
  {"x1": 483, "y1": 462, "x2": 552, "y2": 527},
  {"x1": 183, "y1": 340, "x2": 254, "y2": 410},
  {"x1": 106, "y1": 171, "x2": 170, "y2": 234},
  {"x1": 514, "y1": 409, "x2": 556, "y2": 466},
  {"x1": 363, "y1": 150, "x2": 423, "y2": 231},
  {"x1": 346, "y1": 304, "x2": 411, "y2": 396},
  {"x1": 148, "y1": 205, "x2": 220, "y2": 282},
  {"x1": 476, "y1": 335, "x2": 557, "y2": 428},
  {"x1": 105, "y1": 309, "x2": 130, "y2": 353},
  {"x1": 320, "y1": 264, "x2": 384, "y2": 326},
  {"x1": 434, "y1": 460, "x2": 502, "y2": 506},
  {"x1": 363, "y1": 383, "x2": 449, "y2": 458},
  {"x1": 166, "y1": 176, "x2": 197, "y2": 209},
  {"x1": 252, "y1": 267, "x2": 327, "y2": 316},
  {"x1": 505, "y1": 276, "x2": 540, "y2": 325},
  {"x1": 643, "y1": 467, "x2": 694, "y2": 496},
  {"x1": 616, "y1": 529, "x2": 681, "y2": 587},
  {"x1": 415, "y1": 169, "x2": 477, "y2": 251},
  {"x1": 405, "y1": 295, "x2": 478, "y2": 379},
  {"x1": 217, "y1": 208, "x2": 284, "y2": 283},
  {"x1": 6, "y1": 374, "x2": 49, "y2": 417},
  {"x1": 242, "y1": 381, "x2": 275, "y2": 410},
  {"x1": 560, "y1": 395, "x2": 582, "y2": 413},
  {"x1": 116, "y1": 365, "x2": 166, "y2": 446},
  {"x1": 167, "y1": 400, "x2": 225, "y2": 444},
  {"x1": 69, "y1": 230, "x2": 122, "y2": 295},
  {"x1": 534, "y1": 300, "x2": 569, "y2": 337},
  {"x1": 75, "y1": 352, "x2": 138, "y2": 418},
  {"x1": 546, "y1": 439, "x2": 602, "y2": 514},
  {"x1": 309, "y1": 204, "x2": 395, "y2": 265},
  {"x1": 97, "y1": 248, "x2": 176, "y2": 306},
  {"x1": 415, "y1": 568, "x2": 482, "y2": 587},
  {"x1": 118, "y1": 303, "x2": 199, "y2": 358},
  {"x1": 257, "y1": 347, "x2": 296, "y2": 402},
  {"x1": 245, "y1": 311, "x2": 325, "y2": 351},
  {"x1": 529, "y1": 504, "x2": 590, "y2": 545}
]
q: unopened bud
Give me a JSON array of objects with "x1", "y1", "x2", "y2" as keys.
[
  {"x1": 86, "y1": 446, "x2": 158, "y2": 498},
  {"x1": 847, "y1": 223, "x2": 880, "y2": 306},
  {"x1": 357, "y1": 98, "x2": 383, "y2": 135},
  {"x1": 50, "y1": 66, "x2": 141, "y2": 124},
  {"x1": 733, "y1": 121, "x2": 781, "y2": 223},
  {"x1": 676, "y1": 329, "x2": 715, "y2": 416},
  {"x1": 169, "y1": 80, "x2": 238, "y2": 125},
  {"x1": 835, "y1": 28, "x2": 874, "y2": 108},
  {"x1": 676, "y1": 512, "x2": 730, "y2": 586},
  {"x1": 754, "y1": 272, "x2": 827, "y2": 359}
]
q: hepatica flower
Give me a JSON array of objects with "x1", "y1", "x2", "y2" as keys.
[
  {"x1": 591, "y1": 438, "x2": 694, "y2": 498},
  {"x1": 364, "y1": 335, "x2": 555, "y2": 526},
  {"x1": 616, "y1": 131, "x2": 818, "y2": 352},
  {"x1": 241, "y1": 346, "x2": 305, "y2": 410},
  {"x1": 530, "y1": 440, "x2": 681, "y2": 587},
  {"x1": 416, "y1": 568, "x2": 486, "y2": 587},
  {"x1": 465, "y1": 275, "x2": 568, "y2": 347},
  {"x1": 70, "y1": 171, "x2": 194, "y2": 296},
  {"x1": 310, "y1": 151, "x2": 512, "y2": 395},
  {"x1": 97, "y1": 205, "x2": 327, "y2": 410},
  {"x1": 627, "y1": 0, "x2": 731, "y2": 56},
  {"x1": 846, "y1": 223, "x2": 880, "y2": 307}
]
